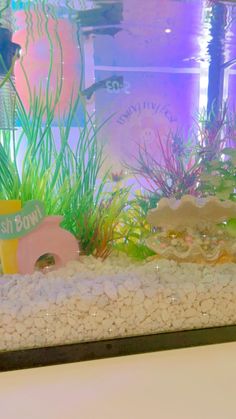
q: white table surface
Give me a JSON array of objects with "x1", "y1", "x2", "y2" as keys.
[{"x1": 0, "y1": 342, "x2": 236, "y2": 419}]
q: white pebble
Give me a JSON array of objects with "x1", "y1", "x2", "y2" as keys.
[
  {"x1": 124, "y1": 278, "x2": 141, "y2": 291},
  {"x1": 104, "y1": 281, "x2": 118, "y2": 301},
  {"x1": 200, "y1": 299, "x2": 214, "y2": 313},
  {"x1": 0, "y1": 255, "x2": 236, "y2": 352}
]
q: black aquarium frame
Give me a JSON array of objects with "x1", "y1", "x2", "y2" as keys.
[{"x1": 1, "y1": 324, "x2": 236, "y2": 372}]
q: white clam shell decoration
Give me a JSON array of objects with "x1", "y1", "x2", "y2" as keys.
[
  {"x1": 146, "y1": 195, "x2": 236, "y2": 263},
  {"x1": 146, "y1": 235, "x2": 233, "y2": 263},
  {"x1": 147, "y1": 195, "x2": 236, "y2": 229}
]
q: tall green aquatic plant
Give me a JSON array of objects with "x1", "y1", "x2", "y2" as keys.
[
  {"x1": 0, "y1": 79, "x2": 131, "y2": 257},
  {"x1": 0, "y1": 2, "x2": 129, "y2": 258}
]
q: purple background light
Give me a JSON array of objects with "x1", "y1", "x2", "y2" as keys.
[{"x1": 11, "y1": 0, "x2": 236, "y2": 171}]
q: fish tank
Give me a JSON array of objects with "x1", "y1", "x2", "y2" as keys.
[{"x1": 1, "y1": 0, "x2": 236, "y2": 371}]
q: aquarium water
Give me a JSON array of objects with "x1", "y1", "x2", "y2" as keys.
[{"x1": 1, "y1": 0, "x2": 236, "y2": 353}]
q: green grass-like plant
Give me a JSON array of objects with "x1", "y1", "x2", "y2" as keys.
[
  {"x1": 113, "y1": 192, "x2": 157, "y2": 260},
  {"x1": 0, "y1": 3, "x2": 130, "y2": 259},
  {"x1": 0, "y1": 81, "x2": 131, "y2": 258}
]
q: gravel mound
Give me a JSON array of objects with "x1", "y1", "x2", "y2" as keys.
[{"x1": 0, "y1": 254, "x2": 236, "y2": 351}]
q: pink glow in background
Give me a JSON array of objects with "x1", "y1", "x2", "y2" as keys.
[
  {"x1": 8, "y1": 0, "x2": 236, "y2": 171},
  {"x1": 12, "y1": 10, "x2": 81, "y2": 118}
]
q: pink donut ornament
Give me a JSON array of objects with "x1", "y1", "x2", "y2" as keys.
[{"x1": 17, "y1": 216, "x2": 79, "y2": 274}]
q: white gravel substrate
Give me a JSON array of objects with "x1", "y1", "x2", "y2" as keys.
[{"x1": 1, "y1": 254, "x2": 236, "y2": 352}]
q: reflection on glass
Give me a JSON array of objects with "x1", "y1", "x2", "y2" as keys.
[{"x1": 0, "y1": 0, "x2": 236, "y2": 356}]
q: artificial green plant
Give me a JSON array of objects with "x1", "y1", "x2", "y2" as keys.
[{"x1": 0, "y1": 2, "x2": 129, "y2": 259}]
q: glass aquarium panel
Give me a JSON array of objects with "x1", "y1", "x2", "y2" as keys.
[{"x1": 1, "y1": 0, "x2": 236, "y2": 355}]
